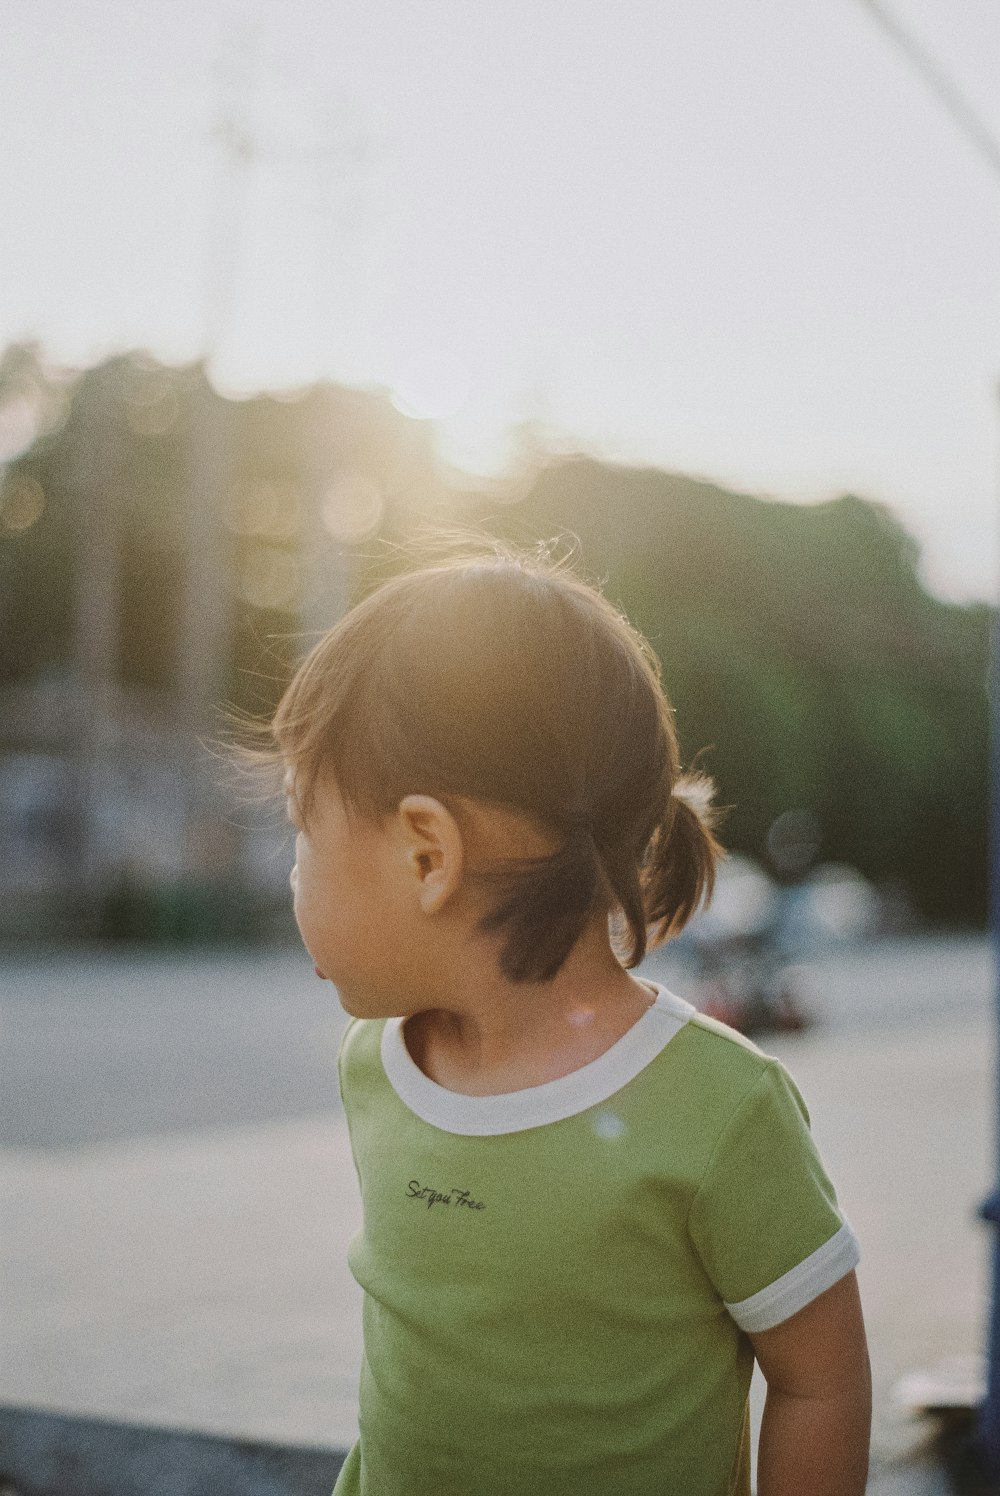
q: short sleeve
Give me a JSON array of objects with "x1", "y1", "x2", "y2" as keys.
[{"x1": 687, "y1": 1060, "x2": 860, "y2": 1333}]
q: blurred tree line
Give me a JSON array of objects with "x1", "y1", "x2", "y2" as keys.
[
  {"x1": 0, "y1": 343, "x2": 436, "y2": 710},
  {"x1": 1, "y1": 345, "x2": 989, "y2": 929},
  {"x1": 459, "y1": 460, "x2": 990, "y2": 926}
]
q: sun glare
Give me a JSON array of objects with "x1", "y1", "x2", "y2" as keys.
[{"x1": 388, "y1": 347, "x2": 471, "y2": 421}]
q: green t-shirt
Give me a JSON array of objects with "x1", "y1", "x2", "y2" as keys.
[{"x1": 333, "y1": 984, "x2": 858, "y2": 1496}]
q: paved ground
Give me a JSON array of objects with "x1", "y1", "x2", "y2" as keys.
[{"x1": 1, "y1": 935, "x2": 993, "y2": 1492}]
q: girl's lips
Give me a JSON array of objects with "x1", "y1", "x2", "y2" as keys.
[{"x1": 314, "y1": 965, "x2": 327, "y2": 979}]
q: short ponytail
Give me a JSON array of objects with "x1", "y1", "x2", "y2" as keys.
[
  {"x1": 638, "y1": 772, "x2": 726, "y2": 955},
  {"x1": 472, "y1": 772, "x2": 725, "y2": 981}
]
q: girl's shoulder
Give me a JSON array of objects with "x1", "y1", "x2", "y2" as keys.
[
  {"x1": 663, "y1": 998, "x2": 778, "y2": 1088},
  {"x1": 683, "y1": 1006, "x2": 770, "y2": 1060},
  {"x1": 681, "y1": 1007, "x2": 790, "y2": 1104},
  {"x1": 637, "y1": 998, "x2": 807, "y2": 1155},
  {"x1": 618, "y1": 987, "x2": 781, "y2": 1126}
]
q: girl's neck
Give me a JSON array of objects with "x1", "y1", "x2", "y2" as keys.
[{"x1": 402, "y1": 918, "x2": 658, "y2": 1097}]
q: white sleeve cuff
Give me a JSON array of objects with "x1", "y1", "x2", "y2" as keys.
[{"x1": 724, "y1": 1221, "x2": 861, "y2": 1333}]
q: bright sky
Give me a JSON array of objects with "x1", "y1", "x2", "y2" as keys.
[{"x1": 4, "y1": 0, "x2": 1000, "y2": 601}]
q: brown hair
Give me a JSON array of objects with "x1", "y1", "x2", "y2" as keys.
[{"x1": 257, "y1": 539, "x2": 724, "y2": 982}]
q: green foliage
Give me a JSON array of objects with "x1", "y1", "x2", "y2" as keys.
[{"x1": 467, "y1": 458, "x2": 990, "y2": 927}]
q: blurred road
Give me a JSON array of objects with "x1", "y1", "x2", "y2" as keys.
[
  {"x1": 0, "y1": 932, "x2": 992, "y2": 1495},
  {"x1": 0, "y1": 946, "x2": 346, "y2": 1150},
  {"x1": 0, "y1": 932, "x2": 988, "y2": 1149}
]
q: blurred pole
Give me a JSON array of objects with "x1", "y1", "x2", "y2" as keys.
[
  {"x1": 854, "y1": 0, "x2": 1000, "y2": 179},
  {"x1": 978, "y1": 388, "x2": 1000, "y2": 1475},
  {"x1": 301, "y1": 390, "x2": 354, "y2": 639},
  {"x1": 176, "y1": 377, "x2": 232, "y2": 864},
  {"x1": 205, "y1": 26, "x2": 257, "y2": 374},
  {"x1": 70, "y1": 365, "x2": 124, "y2": 900},
  {"x1": 849, "y1": 0, "x2": 1000, "y2": 1474}
]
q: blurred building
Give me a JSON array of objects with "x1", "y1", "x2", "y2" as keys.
[{"x1": 0, "y1": 351, "x2": 439, "y2": 940}]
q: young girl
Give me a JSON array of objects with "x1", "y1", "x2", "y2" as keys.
[{"x1": 270, "y1": 543, "x2": 870, "y2": 1496}]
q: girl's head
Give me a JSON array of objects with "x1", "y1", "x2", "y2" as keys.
[{"x1": 270, "y1": 540, "x2": 723, "y2": 997}]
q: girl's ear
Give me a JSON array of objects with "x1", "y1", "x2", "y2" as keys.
[{"x1": 396, "y1": 795, "x2": 465, "y2": 914}]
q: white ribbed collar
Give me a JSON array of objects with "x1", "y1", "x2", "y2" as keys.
[{"x1": 380, "y1": 982, "x2": 695, "y2": 1136}]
